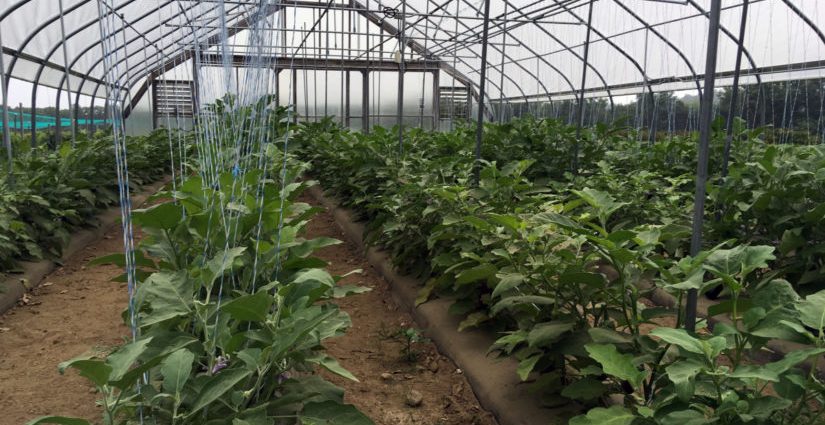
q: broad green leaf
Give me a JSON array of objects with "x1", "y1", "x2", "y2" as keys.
[
  {"x1": 57, "y1": 357, "x2": 111, "y2": 387},
  {"x1": 133, "y1": 202, "x2": 184, "y2": 229},
  {"x1": 106, "y1": 337, "x2": 153, "y2": 382},
  {"x1": 26, "y1": 417, "x2": 90, "y2": 425},
  {"x1": 221, "y1": 291, "x2": 273, "y2": 322},
  {"x1": 332, "y1": 285, "x2": 372, "y2": 299},
  {"x1": 187, "y1": 368, "x2": 252, "y2": 416},
  {"x1": 649, "y1": 328, "x2": 703, "y2": 355},
  {"x1": 705, "y1": 245, "x2": 775, "y2": 282},
  {"x1": 527, "y1": 321, "x2": 575, "y2": 348},
  {"x1": 729, "y1": 365, "x2": 780, "y2": 382},
  {"x1": 665, "y1": 360, "x2": 702, "y2": 402},
  {"x1": 308, "y1": 355, "x2": 359, "y2": 382},
  {"x1": 572, "y1": 188, "x2": 628, "y2": 222},
  {"x1": 492, "y1": 272, "x2": 525, "y2": 299},
  {"x1": 656, "y1": 409, "x2": 708, "y2": 425},
  {"x1": 584, "y1": 344, "x2": 646, "y2": 389},
  {"x1": 796, "y1": 290, "x2": 825, "y2": 331},
  {"x1": 560, "y1": 377, "x2": 607, "y2": 401},
  {"x1": 588, "y1": 328, "x2": 632, "y2": 345},
  {"x1": 300, "y1": 401, "x2": 374, "y2": 425},
  {"x1": 517, "y1": 354, "x2": 541, "y2": 381},
  {"x1": 458, "y1": 311, "x2": 490, "y2": 331},
  {"x1": 569, "y1": 406, "x2": 636, "y2": 425},
  {"x1": 491, "y1": 295, "x2": 554, "y2": 316},
  {"x1": 161, "y1": 349, "x2": 195, "y2": 396},
  {"x1": 455, "y1": 263, "x2": 497, "y2": 285},
  {"x1": 748, "y1": 396, "x2": 793, "y2": 418}
]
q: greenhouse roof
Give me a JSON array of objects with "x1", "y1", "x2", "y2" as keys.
[{"x1": 1, "y1": 0, "x2": 824, "y2": 107}]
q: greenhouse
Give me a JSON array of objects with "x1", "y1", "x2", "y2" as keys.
[{"x1": 0, "y1": 0, "x2": 824, "y2": 424}]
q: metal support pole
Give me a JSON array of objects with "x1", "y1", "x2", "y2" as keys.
[
  {"x1": 473, "y1": 0, "x2": 492, "y2": 185},
  {"x1": 686, "y1": 0, "x2": 722, "y2": 333},
  {"x1": 275, "y1": 69, "x2": 281, "y2": 107},
  {"x1": 292, "y1": 68, "x2": 299, "y2": 124},
  {"x1": 396, "y1": 0, "x2": 407, "y2": 154},
  {"x1": 498, "y1": 2, "x2": 507, "y2": 124},
  {"x1": 17, "y1": 103, "x2": 23, "y2": 137},
  {"x1": 721, "y1": 0, "x2": 749, "y2": 179},
  {"x1": 432, "y1": 70, "x2": 439, "y2": 131},
  {"x1": 58, "y1": 0, "x2": 76, "y2": 146},
  {"x1": 574, "y1": 0, "x2": 594, "y2": 173},
  {"x1": 0, "y1": 29, "x2": 12, "y2": 176},
  {"x1": 192, "y1": 58, "x2": 201, "y2": 127},
  {"x1": 345, "y1": 71, "x2": 351, "y2": 127},
  {"x1": 362, "y1": 70, "x2": 369, "y2": 133}
]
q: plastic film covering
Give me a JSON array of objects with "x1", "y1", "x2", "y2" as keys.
[{"x1": 0, "y1": 0, "x2": 824, "y2": 103}]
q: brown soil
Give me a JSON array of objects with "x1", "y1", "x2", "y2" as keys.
[
  {"x1": 0, "y1": 226, "x2": 131, "y2": 425},
  {"x1": 304, "y1": 199, "x2": 498, "y2": 425},
  {"x1": 0, "y1": 198, "x2": 497, "y2": 425}
]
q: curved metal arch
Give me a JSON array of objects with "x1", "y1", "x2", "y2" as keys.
[
  {"x1": 424, "y1": 0, "x2": 614, "y2": 107},
  {"x1": 0, "y1": 0, "x2": 33, "y2": 22},
  {"x1": 346, "y1": 0, "x2": 532, "y2": 111},
  {"x1": 495, "y1": 0, "x2": 616, "y2": 111},
  {"x1": 408, "y1": 0, "x2": 527, "y2": 113},
  {"x1": 612, "y1": 0, "x2": 702, "y2": 98},
  {"x1": 780, "y1": 0, "x2": 825, "y2": 47},
  {"x1": 75, "y1": 3, "x2": 247, "y2": 107},
  {"x1": 41, "y1": 0, "x2": 149, "y2": 141},
  {"x1": 552, "y1": 0, "x2": 656, "y2": 104},
  {"x1": 402, "y1": 0, "x2": 557, "y2": 112},
  {"x1": 57, "y1": 0, "x2": 167, "y2": 128},
  {"x1": 403, "y1": 4, "x2": 535, "y2": 107},
  {"x1": 4, "y1": 0, "x2": 92, "y2": 89},
  {"x1": 418, "y1": 0, "x2": 565, "y2": 104},
  {"x1": 685, "y1": 0, "x2": 761, "y2": 91}
]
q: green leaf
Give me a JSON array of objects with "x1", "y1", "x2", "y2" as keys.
[
  {"x1": 458, "y1": 311, "x2": 490, "y2": 331},
  {"x1": 308, "y1": 355, "x2": 359, "y2": 382},
  {"x1": 572, "y1": 188, "x2": 628, "y2": 223},
  {"x1": 517, "y1": 354, "x2": 541, "y2": 381},
  {"x1": 569, "y1": 406, "x2": 636, "y2": 425},
  {"x1": 649, "y1": 328, "x2": 703, "y2": 355},
  {"x1": 587, "y1": 328, "x2": 632, "y2": 345},
  {"x1": 729, "y1": 365, "x2": 780, "y2": 382},
  {"x1": 332, "y1": 285, "x2": 372, "y2": 299},
  {"x1": 106, "y1": 337, "x2": 153, "y2": 382},
  {"x1": 491, "y1": 295, "x2": 554, "y2": 316},
  {"x1": 656, "y1": 409, "x2": 707, "y2": 425},
  {"x1": 560, "y1": 377, "x2": 607, "y2": 401},
  {"x1": 161, "y1": 349, "x2": 195, "y2": 396},
  {"x1": 584, "y1": 344, "x2": 646, "y2": 389},
  {"x1": 57, "y1": 357, "x2": 111, "y2": 387},
  {"x1": 133, "y1": 202, "x2": 184, "y2": 229},
  {"x1": 492, "y1": 272, "x2": 525, "y2": 299},
  {"x1": 187, "y1": 368, "x2": 252, "y2": 416},
  {"x1": 665, "y1": 360, "x2": 702, "y2": 402},
  {"x1": 26, "y1": 417, "x2": 90, "y2": 425},
  {"x1": 221, "y1": 291, "x2": 273, "y2": 322},
  {"x1": 455, "y1": 263, "x2": 497, "y2": 285},
  {"x1": 705, "y1": 245, "x2": 775, "y2": 282},
  {"x1": 527, "y1": 321, "x2": 575, "y2": 348},
  {"x1": 796, "y1": 289, "x2": 825, "y2": 331},
  {"x1": 300, "y1": 401, "x2": 375, "y2": 425}
]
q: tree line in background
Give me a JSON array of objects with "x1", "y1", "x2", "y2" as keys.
[{"x1": 504, "y1": 79, "x2": 825, "y2": 144}]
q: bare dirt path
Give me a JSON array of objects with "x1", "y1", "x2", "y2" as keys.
[
  {"x1": 303, "y1": 197, "x2": 497, "y2": 425},
  {"x1": 0, "y1": 225, "x2": 131, "y2": 425}
]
